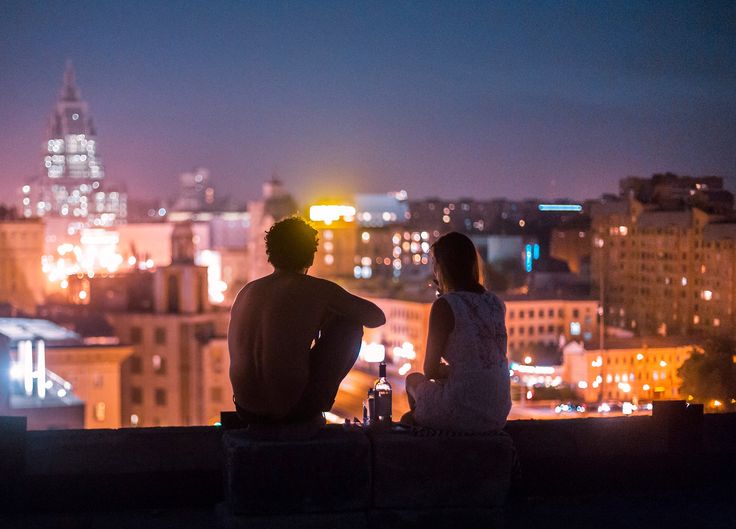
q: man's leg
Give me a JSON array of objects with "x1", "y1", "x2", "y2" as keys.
[{"x1": 289, "y1": 315, "x2": 363, "y2": 419}]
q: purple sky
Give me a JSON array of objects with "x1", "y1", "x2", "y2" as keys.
[{"x1": 1, "y1": 1, "x2": 734, "y2": 206}]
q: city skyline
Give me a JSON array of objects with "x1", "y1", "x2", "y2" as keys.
[{"x1": 1, "y1": 1, "x2": 734, "y2": 206}]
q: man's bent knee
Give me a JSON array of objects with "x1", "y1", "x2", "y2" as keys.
[{"x1": 406, "y1": 372, "x2": 426, "y2": 393}]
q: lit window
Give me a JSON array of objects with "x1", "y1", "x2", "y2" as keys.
[
  {"x1": 94, "y1": 402, "x2": 106, "y2": 422},
  {"x1": 130, "y1": 414, "x2": 140, "y2": 426},
  {"x1": 570, "y1": 322, "x2": 581, "y2": 336},
  {"x1": 152, "y1": 355, "x2": 166, "y2": 374}
]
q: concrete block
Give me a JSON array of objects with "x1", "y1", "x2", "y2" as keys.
[
  {"x1": 24, "y1": 426, "x2": 224, "y2": 511},
  {"x1": 224, "y1": 426, "x2": 371, "y2": 515},
  {"x1": 0, "y1": 416, "x2": 26, "y2": 513},
  {"x1": 371, "y1": 431, "x2": 515, "y2": 509}
]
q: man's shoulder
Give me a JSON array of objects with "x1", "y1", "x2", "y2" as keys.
[{"x1": 303, "y1": 275, "x2": 342, "y2": 293}]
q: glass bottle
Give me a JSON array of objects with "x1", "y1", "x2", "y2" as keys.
[{"x1": 373, "y1": 362, "x2": 392, "y2": 426}]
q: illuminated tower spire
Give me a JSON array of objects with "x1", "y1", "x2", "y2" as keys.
[
  {"x1": 60, "y1": 60, "x2": 81, "y2": 102},
  {"x1": 22, "y1": 62, "x2": 126, "y2": 230}
]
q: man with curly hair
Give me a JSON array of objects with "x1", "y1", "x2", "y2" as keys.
[{"x1": 228, "y1": 216, "x2": 385, "y2": 425}]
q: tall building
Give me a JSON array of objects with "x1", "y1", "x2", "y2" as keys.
[
  {"x1": 171, "y1": 167, "x2": 215, "y2": 212},
  {"x1": 23, "y1": 62, "x2": 126, "y2": 232},
  {"x1": 591, "y1": 174, "x2": 736, "y2": 335}
]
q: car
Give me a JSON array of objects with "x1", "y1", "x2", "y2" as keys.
[
  {"x1": 597, "y1": 401, "x2": 622, "y2": 413},
  {"x1": 555, "y1": 402, "x2": 587, "y2": 414}
]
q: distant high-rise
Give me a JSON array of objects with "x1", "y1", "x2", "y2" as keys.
[{"x1": 23, "y1": 62, "x2": 126, "y2": 231}]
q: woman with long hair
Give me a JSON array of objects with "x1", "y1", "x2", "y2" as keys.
[{"x1": 405, "y1": 232, "x2": 511, "y2": 432}]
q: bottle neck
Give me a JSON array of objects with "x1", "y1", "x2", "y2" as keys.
[{"x1": 379, "y1": 362, "x2": 386, "y2": 378}]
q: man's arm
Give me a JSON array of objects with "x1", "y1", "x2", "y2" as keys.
[
  {"x1": 423, "y1": 297, "x2": 454, "y2": 380},
  {"x1": 227, "y1": 288, "x2": 249, "y2": 383},
  {"x1": 325, "y1": 282, "x2": 386, "y2": 328}
]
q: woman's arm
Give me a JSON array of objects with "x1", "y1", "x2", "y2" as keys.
[{"x1": 423, "y1": 297, "x2": 455, "y2": 380}]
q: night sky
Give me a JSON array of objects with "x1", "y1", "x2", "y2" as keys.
[{"x1": 1, "y1": 1, "x2": 734, "y2": 206}]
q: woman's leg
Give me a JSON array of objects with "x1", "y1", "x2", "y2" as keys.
[{"x1": 405, "y1": 372, "x2": 426, "y2": 411}]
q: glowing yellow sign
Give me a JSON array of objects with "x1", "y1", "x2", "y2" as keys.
[{"x1": 309, "y1": 205, "x2": 356, "y2": 225}]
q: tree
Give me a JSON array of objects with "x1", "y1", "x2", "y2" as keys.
[{"x1": 678, "y1": 338, "x2": 736, "y2": 412}]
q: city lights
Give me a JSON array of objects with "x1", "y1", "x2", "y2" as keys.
[
  {"x1": 309, "y1": 204, "x2": 356, "y2": 224},
  {"x1": 537, "y1": 204, "x2": 583, "y2": 212},
  {"x1": 360, "y1": 341, "x2": 385, "y2": 363},
  {"x1": 1, "y1": 39, "x2": 733, "y2": 442}
]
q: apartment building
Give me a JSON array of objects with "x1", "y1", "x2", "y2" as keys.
[
  {"x1": 563, "y1": 336, "x2": 694, "y2": 403},
  {"x1": 108, "y1": 222, "x2": 231, "y2": 427},
  {"x1": 362, "y1": 293, "x2": 598, "y2": 370},
  {"x1": 591, "y1": 199, "x2": 733, "y2": 335}
]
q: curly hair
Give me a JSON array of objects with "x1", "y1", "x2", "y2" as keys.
[{"x1": 265, "y1": 217, "x2": 319, "y2": 271}]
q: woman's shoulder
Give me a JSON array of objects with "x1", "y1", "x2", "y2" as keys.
[{"x1": 482, "y1": 290, "x2": 506, "y2": 313}]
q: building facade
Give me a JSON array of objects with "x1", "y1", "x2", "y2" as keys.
[
  {"x1": 591, "y1": 196, "x2": 735, "y2": 335},
  {"x1": 563, "y1": 337, "x2": 694, "y2": 403},
  {"x1": 0, "y1": 218, "x2": 45, "y2": 314},
  {"x1": 504, "y1": 296, "x2": 599, "y2": 363},
  {"x1": 108, "y1": 223, "x2": 231, "y2": 427},
  {"x1": 46, "y1": 341, "x2": 133, "y2": 429},
  {"x1": 23, "y1": 62, "x2": 126, "y2": 232},
  {"x1": 360, "y1": 294, "x2": 599, "y2": 371}
]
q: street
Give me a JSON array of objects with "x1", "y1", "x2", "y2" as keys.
[{"x1": 330, "y1": 368, "x2": 651, "y2": 423}]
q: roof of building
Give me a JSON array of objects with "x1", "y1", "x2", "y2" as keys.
[
  {"x1": 635, "y1": 210, "x2": 692, "y2": 229},
  {"x1": 0, "y1": 318, "x2": 81, "y2": 346},
  {"x1": 589, "y1": 200, "x2": 629, "y2": 216},
  {"x1": 500, "y1": 292, "x2": 596, "y2": 302},
  {"x1": 580, "y1": 335, "x2": 696, "y2": 351}
]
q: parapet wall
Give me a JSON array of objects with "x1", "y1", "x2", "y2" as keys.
[{"x1": 2, "y1": 403, "x2": 735, "y2": 526}]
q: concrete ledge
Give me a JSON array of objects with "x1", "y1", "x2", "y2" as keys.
[
  {"x1": 0, "y1": 416, "x2": 26, "y2": 513},
  {"x1": 367, "y1": 507, "x2": 504, "y2": 529},
  {"x1": 2, "y1": 408, "x2": 734, "y2": 524},
  {"x1": 25, "y1": 426, "x2": 223, "y2": 511},
  {"x1": 370, "y1": 431, "x2": 515, "y2": 509},
  {"x1": 224, "y1": 426, "x2": 371, "y2": 515}
]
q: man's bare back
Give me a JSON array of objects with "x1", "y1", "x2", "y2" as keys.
[{"x1": 228, "y1": 269, "x2": 385, "y2": 418}]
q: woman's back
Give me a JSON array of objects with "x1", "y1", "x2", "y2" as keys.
[{"x1": 414, "y1": 290, "x2": 511, "y2": 432}]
